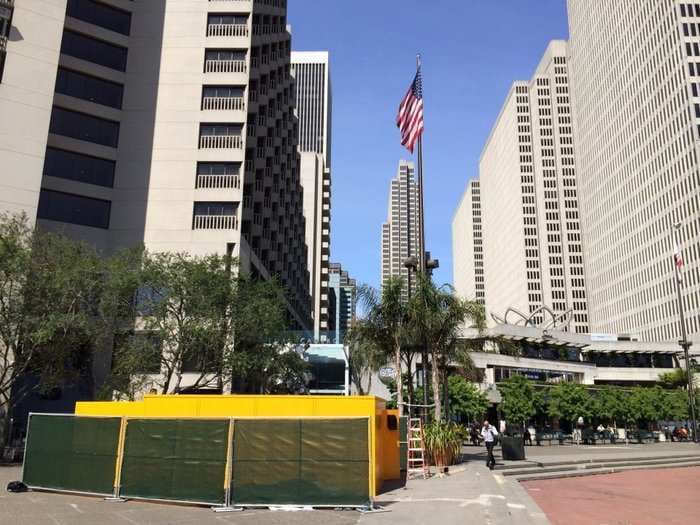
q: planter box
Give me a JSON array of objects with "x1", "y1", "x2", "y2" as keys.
[{"x1": 500, "y1": 436, "x2": 526, "y2": 461}]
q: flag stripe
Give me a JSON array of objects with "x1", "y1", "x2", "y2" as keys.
[{"x1": 397, "y1": 67, "x2": 424, "y2": 153}]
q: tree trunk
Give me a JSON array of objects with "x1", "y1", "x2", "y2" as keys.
[
  {"x1": 431, "y1": 350, "x2": 442, "y2": 421},
  {"x1": 394, "y1": 340, "x2": 404, "y2": 417},
  {"x1": 406, "y1": 353, "x2": 415, "y2": 418},
  {"x1": 0, "y1": 404, "x2": 12, "y2": 451}
]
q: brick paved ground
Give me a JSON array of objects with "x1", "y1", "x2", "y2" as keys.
[{"x1": 522, "y1": 466, "x2": 700, "y2": 525}]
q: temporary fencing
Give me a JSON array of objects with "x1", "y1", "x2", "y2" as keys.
[
  {"x1": 232, "y1": 419, "x2": 369, "y2": 506},
  {"x1": 22, "y1": 414, "x2": 372, "y2": 508}
]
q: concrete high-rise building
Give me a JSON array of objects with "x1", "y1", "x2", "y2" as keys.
[
  {"x1": 381, "y1": 160, "x2": 421, "y2": 299},
  {"x1": 328, "y1": 262, "x2": 356, "y2": 343},
  {"x1": 452, "y1": 179, "x2": 485, "y2": 305},
  {"x1": 291, "y1": 51, "x2": 332, "y2": 338},
  {"x1": 466, "y1": 40, "x2": 588, "y2": 332},
  {"x1": 567, "y1": 1, "x2": 700, "y2": 342},
  {"x1": 0, "y1": 0, "x2": 311, "y2": 329}
]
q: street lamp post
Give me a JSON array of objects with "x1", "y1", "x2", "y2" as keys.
[{"x1": 672, "y1": 223, "x2": 698, "y2": 442}]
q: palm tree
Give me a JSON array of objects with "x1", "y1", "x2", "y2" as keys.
[
  {"x1": 349, "y1": 277, "x2": 409, "y2": 414},
  {"x1": 407, "y1": 273, "x2": 485, "y2": 421}
]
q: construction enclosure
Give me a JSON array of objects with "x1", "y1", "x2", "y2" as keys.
[{"x1": 22, "y1": 395, "x2": 401, "y2": 508}]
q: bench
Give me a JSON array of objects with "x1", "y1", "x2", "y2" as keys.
[
  {"x1": 631, "y1": 430, "x2": 656, "y2": 444},
  {"x1": 581, "y1": 430, "x2": 617, "y2": 445},
  {"x1": 535, "y1": 431, "x2": 572, "y2": 446}
]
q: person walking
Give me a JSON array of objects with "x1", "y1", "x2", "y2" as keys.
[{"x1": 481, "y1": 420, "x2": 499, "y2": 470}]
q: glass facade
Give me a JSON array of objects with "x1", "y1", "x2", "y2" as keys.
[
  {"x1": 55, "y1": 67, "x2": 124, "y2": 109},
  {"x1": 193, "y1": 202, "x2": 237, "y2": 216},
  {"x1": 43, "y1": 147, "x2": 115, "y2": 187},
  {"x1": 66, "y1": 0, "x2": 131, "y2": 36},
  {"x1": 197, "y1": 162, "x2": 240, "y2": 175},
  {"x1": 37, "y1": 189, "x2": 111, "y2": 229},
  {"x1": 49, "y1": 107, "x2": 120, "y2": 147},
  {"x1": 60, "y1": 30, "x2": 128, "y2": 72},
  {"x1": 305, "y1": 344, "x2": 347, "y2": 394}
]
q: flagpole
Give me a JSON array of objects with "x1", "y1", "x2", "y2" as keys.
[
  {"x1": 415, "y1": 54, "x2": 430, "y2": 417},
  {"x1": 416, "y1": 55, "x2": 426, "y2": 274},
  {"x1": 673, "y1": 222, "x2": 698, "y2": 442}
]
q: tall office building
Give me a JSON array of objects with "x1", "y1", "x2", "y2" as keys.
[
  {"x1": 328, "y1": 262, "x2": 356, "y2": 342},
  {"x1": 381, "y1": 160, "x2": 421, "y2": 299},
  {"x1": 469, "y1": 41, "x2": 588, "y2": 332},
  {"x1": 452, "y1": 179, "x2": 485, "y2": 305},
  {"x1": 291, "y1": 51, "x2": 332, "y2": 338},
  {"x1": 0, "y1": 0, "x2": 311, "y2": 329},
  {"x1": 567, "y1": 1, "x2": 700, "y2": 342}
]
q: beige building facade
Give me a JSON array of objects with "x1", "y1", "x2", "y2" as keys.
[
  {"x1": 452, "y1": 179, "x2": 484, "y2": 305},
  {"x1": 381, "y1": 160, "x2": 421, "y2": 300},
  {"x1": 471, "y1": 41, "x2": 588, "y2": 332},
  {"x1": 291, "y1": 51, "x2": 332, "y2": 338},
  {"x1": 568, "y1": 0, "x2": 700, "y2": 342},
  {"x1": 0, "y1": 0, "x2": 311, "y2": 329}
]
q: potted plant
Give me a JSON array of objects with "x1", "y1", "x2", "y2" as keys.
[
  {"x1": 498, "y1": 375, "x2": 536, "y2": 460},
  {"x1": 423, "y1": 420, "x2": 464, "y2": 474}
]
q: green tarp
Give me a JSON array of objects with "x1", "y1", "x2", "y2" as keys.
[
  {"x1": 120, "y1": 419, "x2": 229, "y2": 504},
  {"x1": 232, "y1": 419, "x2": 370, "y2": 506},
  {"x1": 22, "y1": 414, "x2": 121, "y2": 495}
]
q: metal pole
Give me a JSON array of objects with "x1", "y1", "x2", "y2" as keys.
[
  {"x1": 415, "y1": 54, "x2": 430, "y2": 419},
  {"x1": 673, "y1": 224, "x2": 698, "y2": 442}
]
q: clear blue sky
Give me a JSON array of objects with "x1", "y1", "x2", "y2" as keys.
[{"x1": 288, "y1": 1, "x2": 569, "y2": 289}]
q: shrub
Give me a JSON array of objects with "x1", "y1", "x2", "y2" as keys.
[{"x1": 423, "y1": 420, "x2": 464, "y2": 467}]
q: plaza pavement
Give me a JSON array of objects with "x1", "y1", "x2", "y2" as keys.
[
  {"x1": 3, "y1": 443, "x2": 698, "y2": 525},
  {"x1": 0, "y1": 460, "x2": 547, "y2": 525}
]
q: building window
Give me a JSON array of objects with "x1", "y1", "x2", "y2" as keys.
[
  {"x1": 49, "y1": 106, "x2": 120, "y2": 147},
  {"x1": 55, "y1": 67, "x2": 124, "y2": 109},
  {"x1": 37, "y1": 189, "x2": 111, "y2": 229},
  {"x1": 66, "y1": 0, "x2": 131, "y2": 36},
  {"x1": 60, "y1": 30, "x2": 128, "y2": 72},
  {"x1": 43, "y1": 147, "x2": 115, "y2": 187}
]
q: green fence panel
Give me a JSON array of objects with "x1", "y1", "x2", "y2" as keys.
[
  {"x1": 22, "y1": 414, "x2": 121, "y2": 495},
  {"x1": 120, "y1": 419, "x2": 229, "y2": 504},
  {"x1": 232, "y1": 418, "x2": 370, "y2": 507}
]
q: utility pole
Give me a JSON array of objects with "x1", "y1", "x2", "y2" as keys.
[{"x1": 673, "y1": 222, "x2": 698, "y2": 443}]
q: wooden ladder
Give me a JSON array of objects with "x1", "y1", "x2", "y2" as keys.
[{"x1": 406, "y1": 417, "x2": 428, "y2": 479}]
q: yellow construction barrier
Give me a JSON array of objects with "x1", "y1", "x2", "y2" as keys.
[{"x1": 76, "y1": 395, "x2": 401, "y2": 500}]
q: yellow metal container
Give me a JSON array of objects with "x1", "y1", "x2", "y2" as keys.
[{"x1": 76, "y1": 395, "x2": 401, "y2": 497}]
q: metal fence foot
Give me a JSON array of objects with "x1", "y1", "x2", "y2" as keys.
[
  {"x1": 358, "y1": 505, "x2": 389, "y2": 514},
  {"x1": 104, "y1": 497, "x2": 127, "y2": 503},
  {"x1": 212, "y1": 506, "x2": 244, "y2": 513}
]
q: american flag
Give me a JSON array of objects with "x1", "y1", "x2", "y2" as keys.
[
  {"x1": 397, "y1": 67, "x2": 424, "y2": 154},
  {"x1": 674, "y1": 243, "x2": 684, "y2": 269}
]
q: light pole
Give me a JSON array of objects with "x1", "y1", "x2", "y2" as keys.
[{"x1": 672, "y1": 222, "x2": 698, "y2": 442}]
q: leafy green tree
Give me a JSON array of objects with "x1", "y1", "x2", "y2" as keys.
[
  {"x1": 344, "y1": 327, "x2": 385, "y2": 395},
  {"x1": 406, "y1": 273, "x2": 485, "y2": 421},
  {"x1": 547, "y1": 382, "x2": 595, "y2": 428},
  {"x1": 352, "y1": 278, "x2": 409, "y2": 415},
  {"x1": 105, "y1": 251, "x2": 306, "y2": 397},
  {"x1": 0, "y1": 213, "x2": 105, "y2": 447},
  {"x1": 224, "y1": 275, "x2": 307, "y2": 394},
  {"x1": 448, "y1": 376, "x2": 489, "y2": 423},
  {"x1": 595, "y1": 385, "x2": 626, "y2": 426},
  {"x1": 499, "y1": 375, "x2": 536, "y2": 430}
]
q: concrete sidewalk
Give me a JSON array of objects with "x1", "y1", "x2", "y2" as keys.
[
  {"x1": 1, "y1": 463, "x2": 549, "y2": 525},
  {"x1": 363, "y1": 462, "x2": 549, "y2": 525}
]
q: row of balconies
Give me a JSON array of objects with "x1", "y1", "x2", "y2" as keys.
[
  {"x1": 199, "y1": 134, "x2": 243, "y2": 149},
  {"x1": 202, "y1": 95, "x2": 245, "y2": 111},
  {"x1": 193, "y1": 214, "x2": 238, "y2": 230},
  {"x1": 207, "y1": 23, "x2": 248, "y2": 38},
  {"x1": 204, "y1": 58, "x2": 247, "y2": 73}
]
